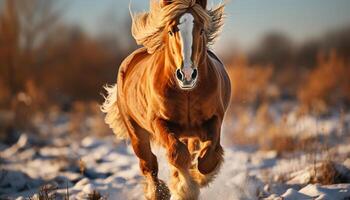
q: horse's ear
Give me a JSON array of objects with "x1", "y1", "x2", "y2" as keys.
[
  {"x1": 160, "y1": 0, "x2": 172, "y2": 8},
  {"x1": 196, "y1": 0, "x2": 207, "y2": 9}
]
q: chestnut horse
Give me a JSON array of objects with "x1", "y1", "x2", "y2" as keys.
[{"x1": 102, "y1": 0, "x2": 230, "y2": 199}]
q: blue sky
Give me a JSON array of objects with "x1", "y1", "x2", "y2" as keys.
[{"x1": 63, "y1": 0, "x2": 350, "y2": 51}]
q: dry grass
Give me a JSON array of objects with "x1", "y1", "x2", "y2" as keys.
[
  {"x1": 87, "y1": 190, "x2": 107, "y2": 200},
  {"x1": 78, "y1": 158, "x2": 87, "y2": 175},
  {"x1": 226, "y1": 55, "x2": 274, "y2": 105},
  {"x1": 231, "y1": 127, "x2": 321, "y2": 155},
  {"x1": 29, "y1": 183, "x2": 107, "y2": 200},
  {"x1": 260, "y1": 133, "x2": 322, "y2": 155},
  {"x1": 0, "y1": 79, "x2": 11, "y2": 107},
  {"x1": 298, "y1": 50, "x2": 350, "y2": 113},
  {"x1": 29, "y1": 184, "x2": 58, "y2": 200},
  {"x1": 69, "y1": 101, "x2": 111, "y2": 137},
  {"x1": 310, "y1": 160, "x2": 349, "y2": 185},
  {"x1": 37, "y1": 185, "x2": 56, "y2": 200},
  {"x1": 229, "y1": 102, "x2": 325, "y2": 155}
]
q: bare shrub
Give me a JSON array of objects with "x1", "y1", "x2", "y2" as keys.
[
  {"x1": 78, "y1": 158, "x2": 86, "y2": 175},
  {"x1": 226, "y1": 55, "x2": 274, "y2": 106},
  {"x1": 298, "y1": 50, "x2": 350, "y2": 112},
  {"x1": 0, "y1": 80, "x2": 11, "y2": 108},
  {"x1": 68, "y1": 101, "x2": 111, "y2": 137},
  {"x1": 29, "y1": 184, "x2": 57, "y2": 200},
  {"x1": 229, "y1": 102, "x2": 324, "y2": 155},
  {"x1": 310, "y1": 160, "x2": 349, "y2": 185},
  {"x1": 87, "y1": 190, "x2": 107, "y2": 200}
]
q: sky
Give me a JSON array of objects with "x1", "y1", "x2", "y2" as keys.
[{"x1": 63, "y1": 0, "x2": 350, "y2": 51}]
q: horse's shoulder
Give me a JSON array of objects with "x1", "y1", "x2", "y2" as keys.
[
  {"x1": 119, "y1": 47, "x2": 149, "y2": 74},
  {"x1": 207, "y1": 50, "x2": 228, "y2": 80},
  {"x1": 207, "y1": 50, "x2": 224, "y2": 67},
  {"x1": 207, "y1": 50, "x2": 231, "y2": 109}
]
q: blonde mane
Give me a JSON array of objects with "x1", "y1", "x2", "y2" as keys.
[{"x1": 131, "y1": 0, "x2": 225, "y2": 54}]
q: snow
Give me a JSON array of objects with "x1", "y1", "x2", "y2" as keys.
[{"x1": 0, "y1": 106, "x2": 350, "y2": 200}]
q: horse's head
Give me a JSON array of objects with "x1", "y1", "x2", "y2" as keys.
[
  {"x1": 162, "y1": 0, "x2": 208, "y2": 90},
  {"x1": 131, "y1": 0, "x2": 224, "y2": 90}
]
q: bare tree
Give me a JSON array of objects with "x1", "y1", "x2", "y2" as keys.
[
  {"x1": 16, "y1": 0, "x2": 63, "y2": 51},
  {"x1": 0, "y1": 0, "x2": 20, "y2": 96},
  {"x1": 249, "y1": 32, "x2": 294, "y2": 69},
  {"x1": 0, "y1": 0, "x2": 63, "y2": 96}
]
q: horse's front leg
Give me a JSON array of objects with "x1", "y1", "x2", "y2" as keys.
[
  {"x1": 190, "y1": 115, "x2": 224, "y2": 187},
  {"x1": 153, "y1": 119, "x2": 199, "y2": 200},
  {"x1": 153, "y1": 119, "x2": 191, "y2": 169},
  {"x1": 127, "y1": 121, "x2": 170, "y2": 200}
]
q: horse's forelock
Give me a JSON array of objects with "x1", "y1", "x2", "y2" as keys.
[{"x1": 131, "y1": 0, "x2": 225, "y2": 54}]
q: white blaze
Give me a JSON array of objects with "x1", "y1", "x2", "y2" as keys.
[{"x1": 178, "y1": 13, "x2": 194, "y2": 81}]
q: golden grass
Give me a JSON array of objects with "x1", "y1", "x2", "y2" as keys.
[
  {"x1": 298, "y1": 50, "x2": 350, "y2": 113},
  {"x1": 228, "y1": 101, "x2": 324, "y2": 155},
  {"x1": 226, "y1": 55, "x2": 274, "y2": 105},
  {"x1": 78, "y1": 158, "x2": 87, "y2": 175},
  {"x1": 231, "y1": 126, "x2": 321, "y2": 155},
  {"x1": 310, "y1": 160, "x2": 348, "y2": 185},
  {"x1": 0, "y1": 79, "x2": 11, "y2": 107},
  {"x1": 29, "y1": 183, "x2": 107, "y2": 200},
  {"x1": 87, "y1": 190, "x2": 106, "y2": 200},
  {"x1": 225, "y1": 50, "x2": 350, "y2": 155}
]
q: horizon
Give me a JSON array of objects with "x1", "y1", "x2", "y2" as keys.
[
  {"x1": 62, "y1": 0, "x2": 350, "y2": 52},
  {"x1": 1, "y1": 0, "x2": 349, "y2": 51}
]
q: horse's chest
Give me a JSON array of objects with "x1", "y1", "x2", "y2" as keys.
[{"x1": 160, "y1": 93, "x2": 215, "y2": 127}]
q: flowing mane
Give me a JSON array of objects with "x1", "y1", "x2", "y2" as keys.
[{"x1": 131, "y1": 0, "x2": 225, "y2": 53}]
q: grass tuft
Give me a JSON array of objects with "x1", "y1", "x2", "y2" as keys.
[
  {"x1": 87, "y1": 190, "x2": 106, "y2": 200},
  {"x1": 310, "y1": 160, "x2": 349, "y2": 185}
]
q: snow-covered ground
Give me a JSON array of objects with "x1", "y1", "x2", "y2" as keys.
[{"x1": 1, "y1": 105, "x2": 350, "y2": 200}]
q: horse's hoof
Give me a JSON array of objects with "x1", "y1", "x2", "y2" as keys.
[
  {"x1": 144, "y1": 179, "x2": 171, "y2": 200},
  {"x1": 155, "y1": 179, "x2": 171, "y2": 200}
]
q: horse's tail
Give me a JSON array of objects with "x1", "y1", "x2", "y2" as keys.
[{"x1": 101, "y1": 84, "x2": 129, "y2": 140}]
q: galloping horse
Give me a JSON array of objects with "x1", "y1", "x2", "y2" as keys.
[{"x1": 102, "y1": 0, "x2": 230, "y2": 199}]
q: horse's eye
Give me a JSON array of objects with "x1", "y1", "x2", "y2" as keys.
[
  {"x1": 200, "y1": 29, "x2": 204, "y2": 35},
  {"x1": 168, "y1": 31, "x2": 173, "y2": 36}
]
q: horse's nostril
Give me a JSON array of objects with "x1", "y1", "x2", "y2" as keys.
[
  {"x1": 192, "y1": 68, "x2": 198, "y2": 79},
  {"x1": 176, "y1": 69, "x2": 184, "y2": 81}
]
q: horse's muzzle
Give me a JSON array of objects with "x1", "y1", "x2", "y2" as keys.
[{"x1": 175, "y1": 67, "x2": 198, "y2": 90}]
